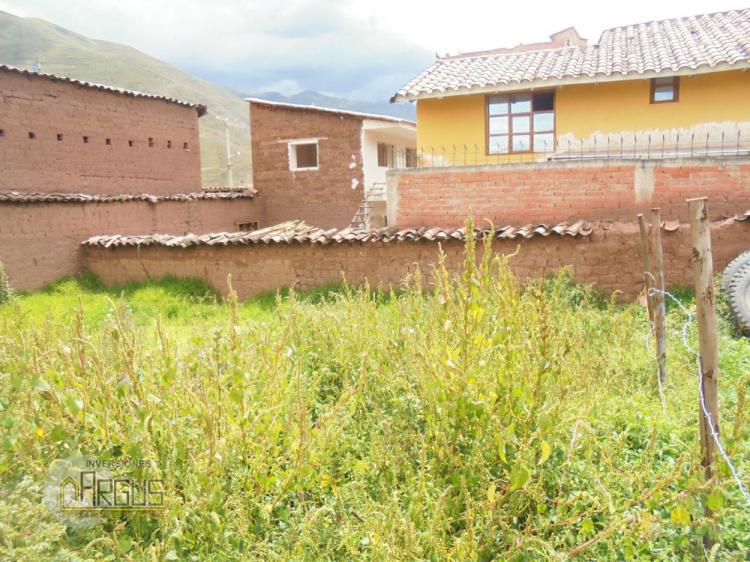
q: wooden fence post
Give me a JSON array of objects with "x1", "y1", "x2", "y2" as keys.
[
  {"x1": 649, "y1": 208, "x2": 667, "y2": 384},
  {"x1": 687, "y1": 197, "x2": 720, "y2": 482},
  {"x1": 637, "y1": 214, "x2": 655, "y2": 325}
]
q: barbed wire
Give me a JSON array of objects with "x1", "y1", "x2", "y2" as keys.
[{"x1": 646, "y1": 285, "x2": 750, "y2": 509}]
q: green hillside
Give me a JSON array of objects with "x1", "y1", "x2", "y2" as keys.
[{"x1": 0, "y1": 10, "x2": 252, "y2": 187}]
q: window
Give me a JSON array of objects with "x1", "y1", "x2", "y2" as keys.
[
  {"x1": 237, "y1": 221, "x2": 259, "y2": 231},
  {"x1": 487, "y1": 91, "x2": 555, "y2": 154},
  {"x1": 128, "y1": 140, "x2": 135, "y2": 147},
  {"x1": 28, "y1": 132, "x2": 36, "y2": 139},
  {"x1": 377, "y1": 143, "x2": 394, "y2": 167},
  {"x1": 650, "y1": 77, "x2": 679, "y2": 103},
  {"x1": 82, "y1": 136, "x2": 89, "y2": 143},
  {"x1": 289, "y1": 141, "x2": 319, "y2": 171},
  {"x1": 405, "y1": 148, "x2": 417, "y2": 168},
  {"x1": 148, "y1": 137, "x2": 154, "y2": 147},
  {"x1": 105, "y1": 138, "x2": 112, "y2": 146},
  {"x1": 57, "y1": 133, "x2": 64, "y2": 141}
]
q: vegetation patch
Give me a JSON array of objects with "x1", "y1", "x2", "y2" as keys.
[{"x1": 0, "y1": 234, "x2": 748, "y2": 560}]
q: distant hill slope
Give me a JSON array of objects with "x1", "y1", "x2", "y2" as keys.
[
  {"x1": 0, "y1": 10, "x2": 252, "y2": 186},
  {"x1": 247, "y1": 90, "x2": 416, "y2": 120}
]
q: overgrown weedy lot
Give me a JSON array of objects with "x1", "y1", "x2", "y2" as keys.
[{"x1": 0, "y1": 234, "x2": 748, "y2": 560}]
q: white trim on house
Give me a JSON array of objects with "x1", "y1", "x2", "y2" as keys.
[
  {"x1": 247, "y1": 97, "x2": 416, "y2": 126},
  {"x1": 286, "y1": 139, "x2": 320, "y2": 172}
]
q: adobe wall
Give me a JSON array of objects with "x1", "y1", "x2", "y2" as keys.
[
  {"x1": 0, "y1": 198, "x2": 261, "y2": 291},
  {"x1": 0, "y1": 70, "x2": 202, "y2": 194},
  {"x1": 388, "y1": 158, "x2": 750, "y2": 227},
  {"x1": 250, "y1": 102, "x2": 364, "y2": 229},
  {"x1": 82, "y1": 219, "x2": 750, "y2": 301}
]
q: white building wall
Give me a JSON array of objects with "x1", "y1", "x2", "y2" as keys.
[{"x1": 361, "y1": 121, "x2": 416, "y2": 194}]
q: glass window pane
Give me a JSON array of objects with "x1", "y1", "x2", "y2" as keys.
[
  {"x1": 488, "y1": 135, "x2": 509, "y2": 154},
  {"x1": 510, "y1": 94, "x2": 531, "y2": 113},
  {"x1": 654, "y1": 77, "x2": 675, "y2": 87},
  {"x1": 488, "y1": 96, "x2": 509, "y2": 115},
  {"x1": 489, "y1": 116, "x2": 509, "y2": 134},
  {"x1": 295, "y1": 143, "x2": 318, "y2": 168},
  {"x1": 653, "y1": 86, "x2": 674, "y2": 102},
  {"x1": 533, "y1": 112, "x2": 554, "y2": 132},
  {"x1": 532, "y1": 91, "x2": 554, "y2": 111},
  {"x1": 533, "y1": 133, "x2": 554, "y2": 152},
  {"x1": 512, "y1": 115, "x2": 530, "y2": 133},
  {"x1": 512, "y1": 134, "x2": 530, "y2": 152}
]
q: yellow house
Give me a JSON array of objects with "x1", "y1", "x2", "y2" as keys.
[{"x1": 392, "y1": 9, "x2": 750, "y2": 165}]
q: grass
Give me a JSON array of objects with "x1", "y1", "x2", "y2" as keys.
[{"x1": 0, "y1": 234, "x2": 748, "y2": 561}]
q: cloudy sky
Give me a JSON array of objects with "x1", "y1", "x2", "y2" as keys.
[{"x1": 0, "y1": 0, "x2": 742, "y2": 101}]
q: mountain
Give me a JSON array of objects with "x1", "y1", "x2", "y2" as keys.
[
  {"x1": 0, "y1": 10, "x2": 252, "y2": 186},
  {"x1": 246, "y1": 90, "x2": 416, "y2": 120}
]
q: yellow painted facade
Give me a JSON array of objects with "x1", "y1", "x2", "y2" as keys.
[{"x1": 415, "y1": 70, "x2": 750, "y2": 164}]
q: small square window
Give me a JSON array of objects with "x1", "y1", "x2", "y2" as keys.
[
  {"x1": 105, "y1": 138, "x2": 112, "y2": 145},
  {"x1": 57, "y1": 133, "x2": 64, "y2": 141},
  {"x1": 651, "y1": 77, "x2": 679, "y2": 103},
  {"x1": 167, "y1": 140, "x2": 172, "y2": 149},
  {"x1": 83, "y1": 136, "x2": 89, "y2": 143},
  {"x1": 289, "y1": 141, "x2": 318, "y2": 170},
  {"x1": 28, "y1": 132, "x2": 36, "y2": 139},
  {"x1": 377, "y1": 143, "x2": 394, "y2": 167},
  {"x1": 238, "y1": 221, "x2": 259, "y2": 231},
  {"x1": 148, "y1": 137, "x2": 154, "y2": 147},
  {"x1": 183, "y1": 142, "x2": 189, "y2": 150},
  {"x1": 128, "y1": 140, "x2": 135, "y2": 147}
]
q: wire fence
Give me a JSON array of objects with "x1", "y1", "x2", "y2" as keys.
[
  {"x1": 411, "y1": 129, "x2": 750, "y2": 168},
  {"x1": 645, "y1": 283, "x2": 750, "y2": 509}
]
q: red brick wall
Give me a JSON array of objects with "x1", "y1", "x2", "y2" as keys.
[
  {"x1": 250, "y1": 102, "x2": 364, "y2": 229},
  {"x1": 82, "y1": 219, "x2": 750, "y2": 301},
  {"x1": 0, "y1": 70, "x2": 202, "y2": 194},
  {"x1": 0, "y1": 199, "x2": 261, "y2": 291},
  {"x1": 390, "y1": 159, "x2": 750, "y2": 227}
]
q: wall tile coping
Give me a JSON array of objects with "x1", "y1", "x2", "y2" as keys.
[
  {"x1": 82, "y1": 219, "x2": 594, "y2": 248},
  {"x1": 0, "y1": 188, "x2": 258, "y2": 204},
  {"x1": 0, "y1": 64, "x2": 208, "y2": 116}
]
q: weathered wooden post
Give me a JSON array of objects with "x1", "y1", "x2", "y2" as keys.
[
  {"x1": 649, "y1": 208, "x2": 667, "y2": 384},
  {"x1": 687, "y1": 197, "x2": 720, "y2": 481},
  {"x1": 637, "y1": 214, "x2": 655, "y2": 325}
]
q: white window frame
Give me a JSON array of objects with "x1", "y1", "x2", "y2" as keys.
[{"x1": 286, "y1": 138, "x2": 320, "y2": 171}]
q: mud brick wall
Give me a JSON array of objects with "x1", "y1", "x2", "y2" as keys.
[
  {"x1": 82, "y1": 219, "x2": 750, "y2": 301},
  {"x1": 250, "y1": 102, "x2": 364, "y2": 229},
  {"x1": 0, "y1": 199, "x2": 261, "y2": 291},
  {"x1": 388, "y1": 158, "x2": 750, "y2": 227},
  {"x1": 0, "y1": 70, "x2": 202, "y2": 194}
]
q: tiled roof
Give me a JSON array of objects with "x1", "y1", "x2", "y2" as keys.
[
  {"x1": 0, "y1": 189, "x2": 257, "y2": 204},
  {"x1": 81, "y1": 219, "x2": 593, "y2": 248},
  {"x1": 393, "y1": 8, "x2": 750, "y2": 101},
  {"x1": 246, "y1": 98, "x2": 416, "y2": 126},
  {"x1": 0, "y1": 64, "x2": 208, "y2": 116}
]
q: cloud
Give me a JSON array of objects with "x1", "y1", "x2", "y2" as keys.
[{"x1": 0, "y1": 0, "x2": 433, "y2": 101}]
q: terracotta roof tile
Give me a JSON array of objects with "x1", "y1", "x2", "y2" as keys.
[
  {"x1": 81, "y1": 219, "x2": 593, "y2": 248},
  {"x1": 0, "y1": 189, "x2": 257, "y2": 204},
  {"x1": 393, "y1": 9, "x2": 750, "y2": 100}
]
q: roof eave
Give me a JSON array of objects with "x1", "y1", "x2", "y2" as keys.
[{"x1": 393, "y1": 62, "x2": 750, "y2": 102}]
